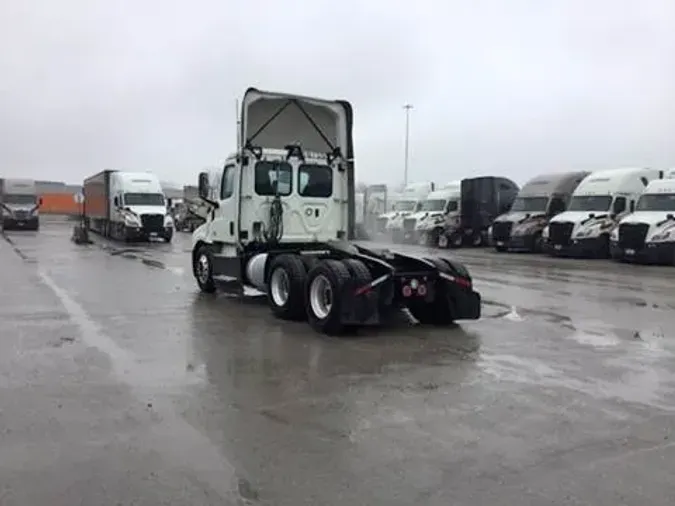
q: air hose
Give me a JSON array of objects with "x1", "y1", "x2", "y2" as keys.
[{"x1": 265, "y1": 195, "x2": 284, "y2": 244}]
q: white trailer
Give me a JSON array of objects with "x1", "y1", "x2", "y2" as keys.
[
  {"x1": 191, "y1": 88, "x2": 481, "y2": 335},
  {"x1": 0, "y1": 178, "x2": 40, "y2": 231},
  {"x1": 545, "y1": 167, "x2": 662, "y2": 258},
  {"x1": 610, "y1": 169, "x2": 675, "y2": 264}
]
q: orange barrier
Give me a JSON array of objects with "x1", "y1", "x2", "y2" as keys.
[{"x1": 39, "y1": 192, "x2": 83, "y2": 215}]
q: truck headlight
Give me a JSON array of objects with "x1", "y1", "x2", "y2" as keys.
[
  {"x1": 650, "y1": 230, "x2": 674, "y2": 242},
  {"x1": 124, "y1": 213, "x2": 141, "y2": 227},
  {"x1": 164, "y1": 215, "x2": 174, "y2": 227},
  {"x1": 610, "y1": 228, "x2": 619, "y2": 241},
  {"x1": 542, "y1": 226, "x2": 549, "y2": 239},
  {"x1": 2, "y1": 208, "x2": 11, "y2": 217}
]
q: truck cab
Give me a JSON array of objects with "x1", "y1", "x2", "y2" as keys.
[
  {"x1": 406, "y1": 181, "x2": 461, "y2": 245},
  {"x1": 0, "y1": 178, "x2": 40, "y2": 231},
  {"x1": 545, "y1": 168, "x2": 661, "y2": 258},
  {"x1": 190, "y1": 88, "x2": 481, "y2": 335},
  {"x1": 610, "y1": 170, "x2": 675, "y2": 264},
  {"x1": 490, "y1": 171, "x2": 590, "y2": 252},
  {"x1": 385, "y1": 182, "x2": 435, "y2": 243},
  {"x1": 110, "y1": 172, "x2": 174, "y2": 242}
]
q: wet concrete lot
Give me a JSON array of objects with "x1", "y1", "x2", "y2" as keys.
[{"x1": 1, "y1": 221, "x2": 674, "y2": 505}]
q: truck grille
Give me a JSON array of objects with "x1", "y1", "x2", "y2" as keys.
[
  {"x1": 13, "y1": 211, "x2": 28, "y2": 220},
  {"x1": 549, "y1": 222, "x2": 574, "y2": 245},
  {"x1": 141, "y1": 214, "x2": 164, "y2": 232},
  {"x1": 403, "y1": 218, "x2": 416, "y2": 231},
  {"x1": 492, "y1": 221, "x2": 513, "y2": 242},
  {"x1": 618, "y1": 223, "x2": 648, "y2": 250}
]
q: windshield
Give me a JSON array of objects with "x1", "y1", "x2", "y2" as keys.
[
  {"x1": 124, "y1": 193, "x2": 165, "y2": 206},
  {"x1": 635, "y1": 193, "x2": 675, "y2": 212},
  {"x1": 567, "y1": 195, "x2": 612, "y2": 212},
  {"x1": 3, "y1": 194, "x2": 36, "y2": 205},
  {"x1": 510, "y1": 196, "x2": 549, "y2": 213},
  {"x1": 394, "y1": 200, "x2": 417, "y2": 212},
  {"x1": 420, "y1": 199, "x2": 446, "y2": 212}
]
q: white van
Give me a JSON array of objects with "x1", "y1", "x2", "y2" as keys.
[
  {"x1": 545, "y1": 167, "x2": 662, "y2": 258},
  {"x1": 610, "y1": 169, "x2": 675, "y2": 264}
]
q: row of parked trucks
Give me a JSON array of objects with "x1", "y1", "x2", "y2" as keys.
[{"x1": 366, "y1": 167, "x2": 675, "y2": 263}]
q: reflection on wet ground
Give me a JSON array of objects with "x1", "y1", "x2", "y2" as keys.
[{"x1": 1, "y1": 222, "x2": 674, "y2": 505}]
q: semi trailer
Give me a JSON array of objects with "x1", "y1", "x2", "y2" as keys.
[
  {"x1": 490, "y1": 170, "x2": 590, "y2": 252},
  {"x1": 0, "y1": 178, "x2": 40, "y2": 231},
  {"x1": 405, "y1": 177, "x2": 519, "y2": 247},
  {"x1": 83, "y1": 170, "x2": 174, "y2": 242},
  {"x1": 610, "y1": 169, "x2": 675, "y2": 264},
  {"x1": 191, "y1": 88, "x2": 481, "y2": 335},
  {"x1": 545, "y1": 167, "x2": 662, "y2": 258}
]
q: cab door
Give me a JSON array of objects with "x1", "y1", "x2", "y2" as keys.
[{"x1": 209, "y1": 164, "x2": 239, "y2": 244}]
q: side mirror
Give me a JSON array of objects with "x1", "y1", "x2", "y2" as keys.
[
  {"x1": 113, "y1": 196, "x2": 119, "y2": 207},
  {"x1": 198, "y1": 172, "x2": 210, "y2": 200},
  {"x1": 38, "y1": 197, "x2": 43, "y2": 206}
]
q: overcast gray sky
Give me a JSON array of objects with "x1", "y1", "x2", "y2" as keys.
[{"x1": 1, "y1": 0, "x2": 674, "y2": 187}]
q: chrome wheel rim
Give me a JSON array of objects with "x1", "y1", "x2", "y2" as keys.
[
  {"x1": 309, "y1": 274, "x2": 333, "y2": 319},
  {"x1": 197, "y1": 254, "x2": 210, "y2": 284},
  {"x1": 270, "y1": 267, "x2": 290, "y2": 307}
]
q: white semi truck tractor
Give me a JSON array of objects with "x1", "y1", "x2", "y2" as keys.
[
  {"x1": 610, "y1": 169, "x2": 675, "y2": 264},
  {"x1": 83, "y1": 170, "x2": 174, "y2": 242},
  {"x1": 545, "y1": 167, "x2": 662, "y2": 258},
  {"x1": 191, "y1": 88, "x2": 482, "y2": 335},
  {"x1": 0, "y1": 178, "x2": 40, "y2": 231}
]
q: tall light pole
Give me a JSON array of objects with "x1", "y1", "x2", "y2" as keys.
[{"x1": 403, "y1": 104, "x2": 413, "y2": 188}]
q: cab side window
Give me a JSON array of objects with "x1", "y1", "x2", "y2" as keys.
[
  {"x1": 612, "y1": 196, "x2": 626, "y2": 214},
  {"x1": 548, "y1": 197, "x2": 566, "y2": 216},
  {"x1": 221, "y1": 165, "x2": 236, "y2": 199}
]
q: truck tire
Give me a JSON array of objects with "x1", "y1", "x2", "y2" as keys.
[
  {"x1": 342, "y1": 258, "x2": 379, "y2": 325},
  {"x1": 163, "y1": 230, "x2": 173, "y2": 243},
  {"x1": 306, "y1": 259, "x2": 351, "y2": 335},
  {"x1": 495, "y1": 245, "x2": 507, "y2": 252},
  {"x1": 267, "y1": 254, "x2": 307, "y2": 321},
  {"x1": 193, "y1": 246, "x2": 216, "y2": 293}
]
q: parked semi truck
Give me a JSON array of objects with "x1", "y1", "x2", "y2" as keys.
[
  {"x1": 385, "y1": 182, "x2": 435, "y2": 243},
  {"x1": 490, "y1": 170, "x2": 590, "y2": 252},
  {"x1": 610, "y1": 169, "x2": 675, "y2": 264},
  {"x1": 191, "y1": 88, "x2": 481, "y2": 335},
  {"x1": 545, "y1": 167, "x2": 662, "y2": 258},
  {"x1": 404, "y1": 177, "x2": 519, "y2": 247},
  {"x1": 0, "y1": 178, "x2": 40, "y2": 231},
  {"x1": 83, "y1": 170, "x2": 174, "y2": 242}
]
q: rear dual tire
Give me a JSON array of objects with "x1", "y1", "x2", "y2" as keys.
[{"x1": 267, "y1": 256, "x2": 373, "y2": 336}]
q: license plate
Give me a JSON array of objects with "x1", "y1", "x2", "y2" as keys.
[
  {"x1": 496, "y1": 241, "x2": 504, "y2": 246},
  {"x1": 150, "y1": 232, "x2": 158, "y2": 236},
  {"x1": 625, "y1": 249, "x2": 635, "y2": 255},
  {"x1": 554, "y1": 244, "x2": 562, "y2": 250},
  {"x1": 18, "y1": 221, "x2": 25, "y2": 226}
]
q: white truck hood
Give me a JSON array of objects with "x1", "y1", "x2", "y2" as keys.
[
  {"x1": 125, "y1": 205, "x2": 168, "y2": 216},
  {"x1": 494, "y1": 211, "x2": 546, "y2": 224},
  {"x1": 619, "y1": 211, "x2": 675, "y2": 241},
  {"x1": 3, "y1": 204, "x2": 37, "y2": 212}
]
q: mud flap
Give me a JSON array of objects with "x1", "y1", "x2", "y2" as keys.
[{"x1": 447, "y1": 286, "x2": 481, "y2": 320}]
